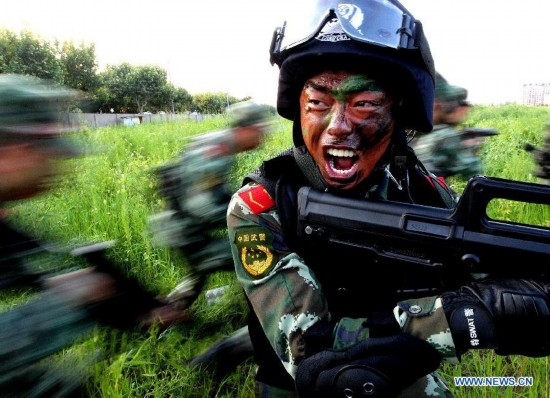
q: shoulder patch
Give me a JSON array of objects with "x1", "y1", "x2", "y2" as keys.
[
  {"x1": 234, "y1": 226, "x2": 278, "y2": 277},
  {"x1": 238, "y1": 185, "x2": 275, "y2": 215}
]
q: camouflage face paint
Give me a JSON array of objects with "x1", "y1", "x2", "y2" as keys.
[
  {"x1": 304, "y1": 75, "x2": 384, "y2": 101},
  {"x1": 299, "y1": 70, "x2": 395, "y2": 190},
  {"x1": 302, "y1": 75, "x2": 373, "y2": 141},
  {"x1": 332, "y1": 75, "x2": 385, "y2": 101}
]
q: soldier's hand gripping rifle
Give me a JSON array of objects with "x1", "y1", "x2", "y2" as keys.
[{"x1": 296, "y1": 176, "x2": 550, "y2": 298}]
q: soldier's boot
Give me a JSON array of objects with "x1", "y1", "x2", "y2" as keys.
[
  {"x1": 164, "y1": 274, "x2": 206, "y2": 313},
  {"x1": 188, "y1": 325, "x2": 254, "y2": 381}
]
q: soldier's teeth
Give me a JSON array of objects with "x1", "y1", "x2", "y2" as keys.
[
  {"x1": 329, "y1": 159, "x2": 355, "y2": 173},
  {"x1": 327, "y1": 148, "x2": 355, "y2": 157}
]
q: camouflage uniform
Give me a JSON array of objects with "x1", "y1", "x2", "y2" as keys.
[
  {"x1": 149, "y1": 131, "x2": 238, "y2": 305},
  {"x1": 149, "y1": 102, "x2": 270, "y2": 308},
  {"x1": 531, "y1": 122, "x2": 550, "y2": 180},
  {"x1": 227, "y1": 148, "x2": 459, "y2": 397},
  {"x1": 411, "y1": 73, "x2": 482, "y2": 180},
  {"x1": 0, "y1": 74, "x2": 173, "y2": 397},
  {"x1": 152, "y1": 130, "x2": 237, "y2": 269},
  {"x1": 412, "y1": 124, "x2": 483, "y2": 179},
  {"x1": 0, "y1": 220, "x2": 98, "y2": 397},
  {"x1": 0, "y1": 219, "x2": 166, "y2": 397},
  {"x1": 0, "y1": 74, "x2": 94, "y2": 396},
  {"x1": 227, "y1": 0, "x2": 550, "y2": 394}
]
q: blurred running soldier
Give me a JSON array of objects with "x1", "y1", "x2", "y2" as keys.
[
  {"x1": 411, "y1": 72, "x2": 483, "y2": 180},
  {"x1": 0, "y1": 74, "x2": 181, "y2": 398},
  {"x1": 149, "y1": 101, "x2": 271, "y2": 312}
]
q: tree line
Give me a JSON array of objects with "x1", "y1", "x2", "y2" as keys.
[{"x1": 0, "y1": 29, "x2": 275, "y2": 115}]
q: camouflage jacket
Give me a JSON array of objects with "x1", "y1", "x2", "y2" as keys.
[
  {"x1": 0, "y1": 218, "x2": 96, "y2": 397},
  {"x1": 533, "y1": 125, "x2": 550, "y2": 180},
  {"x1": 169, "y1": 129, "x2": 236, "y2": 227},
  {"x1": 227, "y1": 149, "x2": 459, "y2": 396},
  {"x1": 149, "y1": 129, "x2": 238, "y2": 274},
  {"x1": 412, "y1": 124, "x2": 483, "y2": 179}
]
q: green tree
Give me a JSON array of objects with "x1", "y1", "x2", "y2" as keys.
[
  {"x1": 172, "y1": 86, "x2": 193, "y2": 113},
  {"x1": 101, "y1": 63, "x2": 168, "y2": 113},
  {"x1": 130, "y1": 65, "x2": 168, "y2": 113},
  {"x1": 59, "y1": 40, "x2": 99, "y2": 92},
  {"x1": 88, "y1": 85, "x2": 112, "y2": 113},
  {"x1": 0, "y1": 29, "x2": 17, "y2": 73},
  {"x1": 150, "y1": 83, "x2": 177, "y2": 113},
  {"x1": 192, "y1": 92, "x2": 239, "y2": 114},
  {"x1": 0, "y1": 30, "x2": 63, "y2": 83},
  {"x1": 99, "y1": 63, "x2": 133, "y2": 112},
  {"x1": 152, "y1": 84, "x2": 193, "y2": 113}
]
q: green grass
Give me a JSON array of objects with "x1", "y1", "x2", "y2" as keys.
[{"x1": 3, "y1": 105, "x2": 550, "y2": 397}]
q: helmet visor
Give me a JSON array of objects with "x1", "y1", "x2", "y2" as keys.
[{"x1": 272, "y1": 0, "x2": 416, "y2": 57}]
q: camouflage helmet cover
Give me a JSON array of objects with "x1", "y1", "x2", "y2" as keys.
[
  {"x1": 434, "y1": 72, "x2": 468, "y2": 103},
  {"x1": 0, "y1": 74, "x2": 77, "y2": 133},
  {"x1": 227, "y1": 101, "x2": 270, "y2": 128},
  {"x1": 0, "y1": 74, "x2": 81, "y2": 155}
]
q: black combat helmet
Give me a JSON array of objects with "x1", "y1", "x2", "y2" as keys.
[{"x1": 269, "y1": 0, "x2": 435, "y2": 145}]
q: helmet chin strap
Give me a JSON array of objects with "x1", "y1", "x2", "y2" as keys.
[
  {"x1": 292, "y1": 114, "x2": 305, "y2": 147},
  {"x1": 383, "y1": 123, "x2": 414, "y2": 202},
  {"x1": 293, "y1": 145, "x2": 330, "y2": 192}
]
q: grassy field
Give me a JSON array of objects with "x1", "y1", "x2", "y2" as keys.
[{"x1": 3, "y1": 104, "x2": 550, "y2": 397}]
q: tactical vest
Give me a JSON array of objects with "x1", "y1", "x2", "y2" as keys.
[{"x1": 243, "y1": 146, "x2": 456, "y2": 390}]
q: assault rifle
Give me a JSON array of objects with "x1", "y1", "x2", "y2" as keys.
[
  {"x1": 296, "y1": 176, "x2": 550, "y2": 296},
  {"x1": 188, "y1": 176, "x2": 550, "y2": 380},
  {"x1": 459, "y1": 127, "x2": 498, "y2": 155},
  {"x1": 460, "y1": 127, "x2": 498, "y2": 140}
]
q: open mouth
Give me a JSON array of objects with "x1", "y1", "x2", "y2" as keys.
[{"x1": 324, "y1": 147, "x2": 359, "y2": 180}]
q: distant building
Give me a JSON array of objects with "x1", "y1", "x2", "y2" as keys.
[{"x1": 522, "y1": 83, "x2": 550, "y2": 106}]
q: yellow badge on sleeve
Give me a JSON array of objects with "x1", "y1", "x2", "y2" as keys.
[{"x1": 234, "y1": 226, "x2": 278, "y2": 277}]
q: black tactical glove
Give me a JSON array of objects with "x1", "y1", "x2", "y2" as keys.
[
  {"x1": 295, "y1": 334, "x2": 441, "y2": 398},
  {"x1": 442, "y1": 278, "x2": 550, "y2": 357}
]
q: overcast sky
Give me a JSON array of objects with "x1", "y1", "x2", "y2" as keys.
[{"x1": 1, "y1": 0, "x2": 549, "y2": 106}]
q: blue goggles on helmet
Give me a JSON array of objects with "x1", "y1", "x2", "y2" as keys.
[{"x1": 270, "y1": 0, "x2": 418, "y2": 65}]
